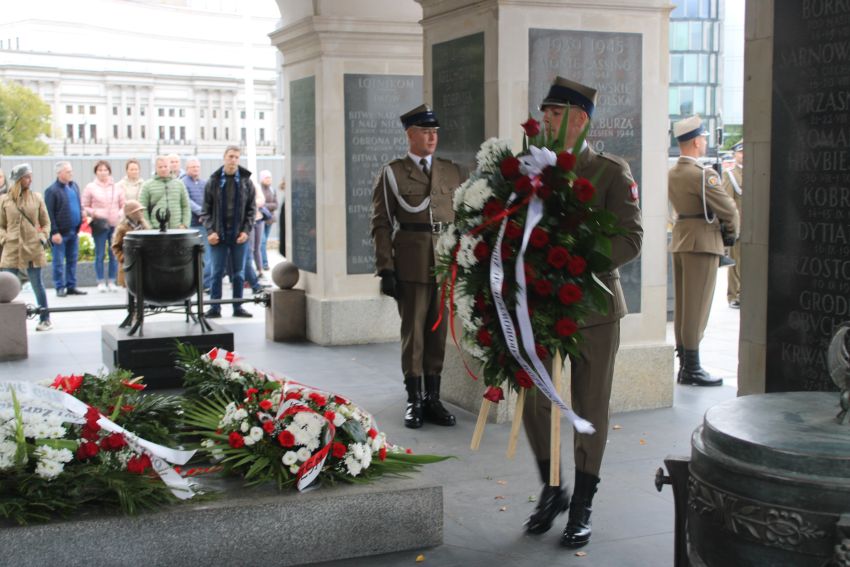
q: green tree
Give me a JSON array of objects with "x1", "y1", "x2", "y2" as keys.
[{"x1": 0, "y1": 81, "x2": 52, "y2": 155}]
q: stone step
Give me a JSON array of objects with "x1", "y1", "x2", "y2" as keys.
[{"x1": 1, "y1": 477, "x2": 442, "y2": 566}]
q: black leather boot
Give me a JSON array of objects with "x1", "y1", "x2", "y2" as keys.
[
  {"x1": 680, "y1": 349, "x2": 722, "y2": 387},
  {"x1": 525, "y1": 460, "x2": 569, "y2": 534},
  {"x1": 561, "y1": 470, "x2": 600, "y2": 548},
  {"x1": 403, "y1": 375, "x2": 424, "y2": 429},
  {"x1": 675, "y1": 345, "x2": 684, "y2": 384},
  {"x1": 423, "y1": 375, "x2": 456, "y2": 426}
]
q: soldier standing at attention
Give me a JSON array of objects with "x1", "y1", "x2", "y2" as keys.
[
  {"x1": 521, "y1": 76, "x2": 643, "y2": 549},
  {"x1": 669, "y1": 116, "x2": 739, "y2": 387},
  {"x1": 370, "y1": 104, "x2": 467, "y2": 430},
  {"x1": 723, "y1": 141, "x2": 744, "y2": 309}
]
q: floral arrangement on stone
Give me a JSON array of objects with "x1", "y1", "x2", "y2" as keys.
[
  {"x1": 178, "y1": 344, "x2": 448, "y2": 490},
  {"x1": 433, "y1": 115, "x2": 622, "y2": 453},
  {"x1": 0, "y1": 371, "x2": 195, "y2": 525}
]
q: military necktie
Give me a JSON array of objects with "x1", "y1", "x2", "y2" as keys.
[{"x1": 420, "y1": 158, "x2": 430, "y2": 179}]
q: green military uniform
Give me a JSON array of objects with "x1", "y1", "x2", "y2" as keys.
[
  {"x1": 522, "y1": 146, "x2": 643, "y2": 478},
  {"x1": 371, "y1": 154, "x2": 465, "y2": 378},
  {"x1": 668, "y1": 157, "x2": 739, "y2": 350},
  {"x1": 722, "y1": 163, "x2": 743, "y2": 304}
]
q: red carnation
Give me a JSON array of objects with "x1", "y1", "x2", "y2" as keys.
[
  {"x1": 557, "y1": 151, "x2": 577, "y2": 172},
  {"x1": 534, "y1": 279, "x2": 553, "y2": 296},
  {"x1": 334, "y1": 395, "x2": 348, "y2": 405},
  {"x1": 76, "y1": 441, "x2": 100, "y2": 461},
  {"x1": 555, "y1": 317, "x2": 578, "y2": 337},
  {"x1": 474, "y1": 241, "x2": 490, "y2": 261},
  {"x1": 367, "y1": 428, "x2": 378, "y2": 439},
  {"x1": 85, "y1": 406, "x2": 100, "y2": 425},
  {"x1": 515, "y1": 175, "x2": 533, "y2": 196},
  {"x1": 567, "y1": 255, "x2": 587, "y2": 276},
  {"x1": 262, "y1": 420, "x2": 276, "y2": 434},
  {"x1": 477, "y1": 327, "x2": 493, "y2": 347},
  {"x1": 505, "y1": 221, "x2": 523, "y2": 240},
  {"x1": 546, "y1": 246, "x2": 570, "y2": 268},
  {"x1": 81, "y1": 425, "x2": 100, "y2": 442},
  {"x1": 535, "y1": 343, "x2": 549, "y2": 360},
  {"x1": 100, "y1": 433, "x2": 127, "y2": 451},
  {"x1": 259, "y1": 399, "x2": 273, "y2": 411},
  {"x1": 228, "y1": 432, "x2": 245, "y2": 449},
  {"x1": 379, "y1": 446, "x2": 387, "y2": 461},
  {"x1": 127, "y1": 454, "x2": 152, "y2": 475},
  {"x1": 483, "y1": 199, "x2": 503, "y2": 219},
  {"x1": 574, "y1": 178, "x2": 595, "y2": 203},
  {"x1": 332, "y1": 442, "x2": 347, "y2": 459},
  {"x1": 324, "y1": 410, "x2": 336, "y2": 423},
  {"x1": 537, "y1": 185, "x2": 553, "y2": 200},
  {"x1": 515, "y1": 369, "x2": 534, "y2": 389},
  {"x1": 500, "y1": 156, "x2": 521, "y2": 178},
  {"x1": 521, "y1": 118, "x2": 541, "y2": 137},
  {"x1": 483, "y1": 386, "x2": 505, "y2": 403},
  {"x1": 245, "y1": 387, "x2": 259, "y2": 399},
  {"x1": 529, "y1": 227, "x2": 550, "y2": 248},
  {"x1": 285, "y1": 391, "x2": 301, "y2": 401},
  {"x1": 308, "y1": 392, "x2": 327, "y2": 407},
  {"x1": 277, "y1": 430, "x2": 295, "y2": 448},
  {"x1": 558, "y1": 283, "x2": 583, "y2": 305}
]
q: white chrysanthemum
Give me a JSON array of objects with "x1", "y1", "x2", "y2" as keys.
[
  {"x1": 35, "y1": 459, "x2": 64, "y2": 480},
  {"x1": 0, "y1": 439, "x2": 18, "y2": 469},
  {"x1": 24, "y1": 421, "x2": 51, "y2": 439},
  {"x1": 519, "y1": 145, "x2": 557, "y2": 177},
  {"x1": 235, "y1": 361, "x2": 254, "y2": 374},
  {"x1": 36, "y1": 445, "x2": 73, "y2": 464},
  {"x1": 282, "y1": 451, "x2": 298, "y2": 466},
  {"x1": 344, "y1": 455, "x2": 363, "y2": 477},
  {"x1": 462, "y1": 336, "x2": 488, "y2": 361},
  {"x1": 475, "y1": 137, "x2": 513, "y2": 172},
  {"x1": 453, "y1": 178, "x2": 471, "y2": 210},
  {"x1": 249, "y1": 426, "x2": 263, "y2": 442},
  {"x1": 296, "y1": 447, "x2": 312, "y2": 462},
  {"x1": 240, "y1": 421, "x2": 250, "y2": 433},
  {"x1": 462, "y1": 314, "x2": 482, "y2": 334},
  {"x1": 212, "y1": 358, "x2": 229, "y2": 369},
  {"x1": 435, "y1": 229, "x2": 458, "y2": 257},
  {"x1": 233, "y1": 408, "x2": 248, "y2": 421},
  {"x1": 462, "y1": 178, "x2": 494, "y2": 212},
  {"x1": 244, "y1": 435, "x2": 257, "y2": 446},
  {"x1": 453, "y1": 290, "x2": 474, "y2": 324},
  {"x1": 456, "y1": 234, "x2": 482, "y2": 269}
]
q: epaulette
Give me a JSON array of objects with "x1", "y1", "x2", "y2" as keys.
[
  {"x1": 598, "y1": 152, "x2": 630, "y2": 171},
  {"x1": 434, "y1": 156, "x2": 457, "y2": 165}
]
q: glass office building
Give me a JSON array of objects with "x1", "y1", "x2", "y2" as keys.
[{"x1": 669, "y1": 0, "x2": 722, "y2": 154}]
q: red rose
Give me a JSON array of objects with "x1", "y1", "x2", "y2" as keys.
[
  {"x1": 100, "y1": 433, "x2": 127, "y2": 451},
  {"x1": 574, "y1": 178, "x2": 595, "y2": 203},
  {"x1": 505, "y1": 221, "x2": 523, "y2": 240},
  {"x1": 334, "y1": 395, "x2": 348, "y2": 405},
  {"x1": 332, "y1": 442, "x2": 347, "y2": 459},
  {"x1": 245, "y1": 387, "x2": 259, "y2": 399},
  {"x1": 259, "y1": 399, "x2": 273, "y2": 411},
  {"x1": 557, "y1": 151, "x2": 577, "y2": 172},
  {"x1": 500, "y1": 156, "x2": 521, "y2": 178},
  {"x1": 529, "y1": 227, "x2": 550, "y2": 248},
  {"x1": 285, "y1": 391, "x2": 301, "y2": 401},
  {"x1": 515, "y1": 369, "x2": 534, "y2": 389},
  {"x1": 277, "y1": 430, "x2": 295, "y2": 448},
  {"x1": 477, "y1": 327, "x2": 493, "y2": 347},
  {"x1": 483, "y1": 386, "x2": 505, "y2": 403},
  {"x1": 546, "y1": 246, "x2": 570, "y2": 268},
  {"x1": 537, "y1": 185, "x2": 553, "y2": 199},
  {"x1": 521, "y1": 118, "x2": 541, "y2": 137},
  {"x1": 482, "y1": 198, "x2": 503, "y2": 219},
  {"x1": 567, "y1": 255, "x2": 587, "y2": 276},
  {"x1": 228, "y1": 432, "x2": 245, "y2": 448},
  {"x1": 474, "y1": 241, "x2": 490, "y2": 261},
  {"x1": 515, "y1": 175, "x2": 533, "y2": 196},
  {"x1": 367, "y1": 428, "x2": 378, "y2": 439},
  {"x1": 81, "y1": 424, "x2": 100, "y2": 442},
  {"x1": 379, "y1": 446, "x2": 387, "y2": 461},
  {"x1": 76, "y1": 441, "x2": 100, "y2": 461},
  {"x1": 127, "y1": 454, "x2": 152, "y2": 474},
  {"x1": 555, "y1": 318, "x2": 578, "y2": 337},
  {"x1": 262, "y1": 420, "x2": 276, "y2": 434},
  {"x1": 308, "y1": 392, "x2": 327, "y2": 407},
  {"x1": 85, "y1": 406, "x2": 100, "y2": 425},
  {"x1": 324, "y1": 410, "x2": 336, "y2": 423},
  {"x1": 558, "y1": 283, "x2": 583, "y2": 305},
  {"x1": 524, "y1": 263, "x2": 537, "y2": 281},
  {"x1": 533, "y1": 279, "x2": 552, "y2": 296},
  {"x1": 535, "y1": 343, "x2": 549, "y2": 360},
  {"x1": 474, "y1": 293, "x2": 487, "y2": 313}
]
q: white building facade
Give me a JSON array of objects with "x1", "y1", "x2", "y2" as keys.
[{"x1": 0, "y1": 0, "x2": 281, "y2": 157}]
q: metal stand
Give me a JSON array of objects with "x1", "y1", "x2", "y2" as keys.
[{"x1": 656, "y1": 455, "x2": 691, "y2": 567}]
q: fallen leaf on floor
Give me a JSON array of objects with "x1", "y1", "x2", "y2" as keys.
[
  {"x1": 415, "y1": 554, "x2": 425, "y2": 563},
  {"x1": 528, "y1": 495, "x2": 538, "y2": 502},
  {"x1": 612, "y1": 424, "x2": 622, "y2": 430},
  {"x1": 496, "y1": 480, "x2": 507, "y2": 485},
  {"x1": 639, "y1": 438, "x2": 647, "y2": 445},
  {"x1": 494, "y1": 495, "x2": 505, "y2": 500},
  {"x1": 499, "y1": 506, "x2": 507, "y2": 512},
  {"x1": 575, "y1": 551, "x2": 587, "y2": 557}
]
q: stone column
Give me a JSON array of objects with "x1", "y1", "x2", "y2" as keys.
[
  {"x1": 52, "y1": 81, "x2": 62, "y2": 140},
  {"x1": 417, "y1": 0, "x2": 674, "y2": 419},
  {"x1": 270, "y1": 0, "x2": 424, "y2": 345}
]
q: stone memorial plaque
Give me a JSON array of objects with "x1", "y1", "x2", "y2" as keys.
[
  {"x1": 765, "y1": 3, "x2": 850, "y2": 392},
  {"x1": 289, "y1": 76, "x2": 317, "y2": 273},
  {"x1": 344, "y1": 74, "x2": 423, "y2": 275},
  {"x1": 432, "y1": 32, "x2": 485, "y2": 172},
  {"x1": 529, "y1": 29, "x2": 643, "y2": 313}
]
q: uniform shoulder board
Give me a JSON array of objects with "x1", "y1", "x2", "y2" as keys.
[
  {"x1": 388, "y1": 157, "x2": 405, "y2": 166},
  {"x1": 435, "y1": 156, "x2": 457, "y2": 165},
  {"x1": 598, "y1": 152, "x2": 630, "y2": 171}
]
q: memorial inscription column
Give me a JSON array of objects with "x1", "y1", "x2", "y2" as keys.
[
  {"x1": 418, "y1": 0, "x2": 673, "y2": 419},
  {"x1": 270, "y1": 0, "x2": 424, "y2": 344}
]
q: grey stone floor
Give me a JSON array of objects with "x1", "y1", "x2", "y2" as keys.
[{"x1": 2, "y1": 259, "x2": 742, "y2": 567}]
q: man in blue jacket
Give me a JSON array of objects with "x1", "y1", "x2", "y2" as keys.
[{"x1": 44, "y1": 161, "x2": 87, "y2": 297}]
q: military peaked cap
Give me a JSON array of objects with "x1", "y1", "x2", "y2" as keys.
[
  {"x1": 400, "y1": 104, "x2": 440, "y2": 129},
  {"x1": 540, "y1": 76, "x2": 598, "y2": 117},
  {"x1": 673, "y1": 115, "x2": 709, "y2": 142},
  {"x1": 732, "y1": 140, "x2": 744, "y2": 152}
]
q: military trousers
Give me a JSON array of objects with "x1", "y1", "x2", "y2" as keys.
[
  {"x1": 673, "y1": 252, "x2": 718, "y2": 350},
  {"x1": 727, "y1": 240, "x2": 741, "y2": 303},
  {"x1": 396, "y1": 280, "x2": 448, "y2": 379},
  {"x1": 522, "y1": 321, "x2": 621, "y2": 478}
]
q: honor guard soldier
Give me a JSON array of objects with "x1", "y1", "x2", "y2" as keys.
[
  {"x1": 669, "y1": 116, "x2": 740, "y2": 386},
  {"x1": 522, "y1": 76, "x2": 643, "y2": 549},
  {"x1": 723, "y1": 141, "x2": 744, "y2": 308},
  {"x1": 370, "y1": 104, "x2": 468, "y2": 430}
]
